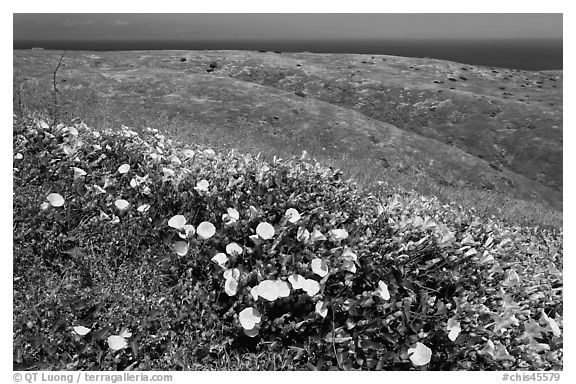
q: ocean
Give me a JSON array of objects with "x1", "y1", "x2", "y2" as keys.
[{"x1": 13, "y1": 38, "x2": 562, "y2": 71}]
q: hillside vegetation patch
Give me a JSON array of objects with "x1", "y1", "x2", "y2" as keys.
[{"x1": 13, "y1": 115, "x2": 562, "y2": 370}]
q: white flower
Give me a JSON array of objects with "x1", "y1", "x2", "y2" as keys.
[
  {"x1": 73, "y1": 326, "x2": 91, "y2": 336},
  {"x1": 114, "y1": 199, "x2": 130, "y2": 211},
  {"x1": 447, "y1": 317, "x2": 461, "y2": 341},
  {"x1": 223, "y1": 268, "x2": 240, "y2": 281},
  {"x1": 276, "y1": 280, "x2": 291, "y2": 298},
  {"x1": 408, "y1": 342, "x2": 432, "y2": 366},
  {"x1": 250, "y1": 286, "x2": 260, "y2": 300},
  {"x1": 256, "y1": 280, "x2": 280, "y2": 301},
  {"x1": 311, "y1": 258, "x2": 329, "y2": 277},
  {"x1": 211, "y1": 252, "x2": 228, "y2": 266},
  {"x1": 222, "y1": 208, "x2": 240, "y2": 225},
  {"x1": 182, "y1": 224, "x2": 195, "y2": 238},
  {"x1": 107, "y1": 335, "x2": 128, "y2": 351},
  {"x1": 197, "y1": 222, "x2": 216, "y2": 240},
  {"x1": 168, "y1": 215, "x2": 187, "y2": 230},
  {"x1": 173, "y1": 241, "x2": 189, "y2": 256},
  {"x1": 239, "y1": 307, "x2": 262, "y2": 330},
  {"x1": 302, "y1": 279, "x2": 320, "y2": 296},
  {"x1": 288, "y1": 274, "x2": 306, "y2": 290},
  {"x1": 224, "y1": 278, "x2": 238, "y2": 296},
  {"x1": 118, "y1": 164, "x2": 130, "y2": 174},
  {"x1": 226, "y1": 242, "x2": 243, "y2": 256},
  {"x1": 46, "y1": 193, "x2": 65, "y2": 207},
  {"x1": 194, "y1": 179, "x2": 210, "y2": 192},
  {"x1": 330, "y1": 228, "x2": 349, "y2": 241},
  {"x1": 285, "y1": 208, "x2": 301, "y2": 223},
  {"x1": 256, "y1": 222, "x2": 275, "y2": 240}
]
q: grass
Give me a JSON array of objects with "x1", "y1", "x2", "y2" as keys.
[{"x1": 13, "y1": 50, "x2": 562, "y2": 228}]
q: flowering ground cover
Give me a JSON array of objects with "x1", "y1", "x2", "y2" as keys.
[{"x1": 13, "y1": 115, "x2": 562, "y2": 370}]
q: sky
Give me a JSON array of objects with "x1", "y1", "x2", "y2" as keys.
[{"x1": 13, "y1": 13, "x2": 563, "y2": 41}]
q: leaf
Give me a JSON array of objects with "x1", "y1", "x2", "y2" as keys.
[
  {"x1": 408, "y1": 342, "x2": 432, "y2": 366},
  {"x1": 540, "y1": 310, "x2": 561, "y2": 337},
  {"x1": 461, "y1": 234, "x2": 475, "y2": 245},
  {"x1": 197, "y1": 222, "x2": 216, "y2": 240},
  {"x1": 256, "y1": 222, "x2": 275, "y2": 240},
  {"x1": 494, "y1": 313, "x2": 519, "y2": 332},
  {"x1": 374, "y1": 281, "x2": 390, "y2": 300},
  {"x1": 522, "y1": 319, "x2": 544, "y2": 340},
  {"x1": 170, "y1": 155, "x2": 182, "y2": 166},
  {"x1": 309, "y1": 228, "x2": 327, "y2": 243},
  {"x1": 72, "y1": 167, "x2": 87, "y2": 179},
  {"x1": 46, "y1": 193, "x2": 65, "y2": 207},
  {"x1": 479, "y1": 340, "x2": 495, "y2": 358},
  {"x1": 73, "y1": 326, "x2": 91, "y2": 336},
  {"x1": 341, "y1": 260, "x2": 357, "y2": 274},
  {"x1": 493, "y1": 342, "x2": 514, "y2": 361},
  {"x1": 137, "y1": 204, "x2": 150, "y2": 213},
  {"x1": 502, "y1": 269, "x2": 521, "y2": 287},
  {"x1": 341, "y1": 247, "x2": 357, "y2": 262},
  {"x1": 168, "y1": 215, "x2": 187, "y2": 230},
  {"x1": 296, "y1": 227, "x2": 310, "y2": 242}
]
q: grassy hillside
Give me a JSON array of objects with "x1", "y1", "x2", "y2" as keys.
[
  {"x1": 13, "y1": 50, "x2": 562, "y2": 228},
  {"x1": 13, "y1": 115, "x2": 562, "y2": 370}
]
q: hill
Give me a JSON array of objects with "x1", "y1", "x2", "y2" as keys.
[
  {"x1": 12, "y1": 116, "x2": 563, "y2": 370},
  {"x1": 13, "y1": 50, "x2": 562, "y2": 228}
]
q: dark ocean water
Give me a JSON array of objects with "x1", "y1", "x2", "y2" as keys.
[{"x1": 13, "y1": 38, "x2": 562, "y2": 71}]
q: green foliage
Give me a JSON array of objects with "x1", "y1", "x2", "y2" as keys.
[{"x1": 13, "y1": 115, "x2": 562, "y2": 370}]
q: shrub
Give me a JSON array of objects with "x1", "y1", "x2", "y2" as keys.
[{"x1": 13, "y1": 114, "x2": 562, "y2": 370}]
